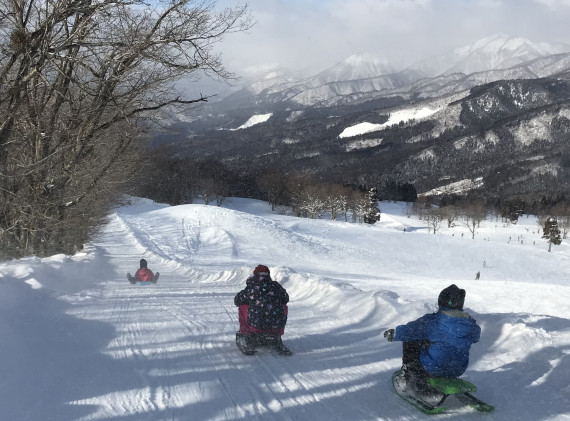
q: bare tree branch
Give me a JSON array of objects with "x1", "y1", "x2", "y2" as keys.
[{"x1": 0, "y1": 0, "x2": 251, "y2": 257}]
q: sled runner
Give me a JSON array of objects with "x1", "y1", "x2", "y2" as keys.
[
  {"x1": 236, "y1": 332, "x2": 292, "y2": 356},
  {"x1": 392, "y1": 370, "x2": 494, "y2": 414}
]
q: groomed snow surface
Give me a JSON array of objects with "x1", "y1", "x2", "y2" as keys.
[{"x1": 1, "y1": 197, "x2": 569, "y2": 421}]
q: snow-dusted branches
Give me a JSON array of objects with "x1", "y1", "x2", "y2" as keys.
[{"x1": 0, "y1": 0, "x2": 251, "y2": 257}]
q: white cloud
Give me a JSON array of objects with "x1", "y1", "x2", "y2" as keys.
[
  {"x1": 216, "y1": 0, "x2": 570, "y2": 77},
  {"x1": 533, "y1": 0, "x2": 570, "y2": 8}
]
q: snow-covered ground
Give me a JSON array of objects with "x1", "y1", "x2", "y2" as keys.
[
  {"x1": 1, "y1": 197, "x2": 569, "y2": 421},
  {"x1": 339, "y1": 107, "x2": 439, "y2": 138},
  {"x1": 232, "y1": 113, "x2": 273, "y2": 130},
  {"x1": 421, "y1": 177, "x2": 485, "y2": 196}
]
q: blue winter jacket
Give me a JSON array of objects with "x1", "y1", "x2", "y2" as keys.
[{"x1": 394, "y1": 308, "x2": 481, "y2": 377}]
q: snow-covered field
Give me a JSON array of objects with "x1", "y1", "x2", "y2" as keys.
[
  {"x1": 339, "y1": 107, "x2": 439, "y2": 138},
  {"x1": 232, "y1": 113, "x2": 273, "y2": 130},
  {"x1": 1, "y1": 197, "x2": 569, "y2": 421}
]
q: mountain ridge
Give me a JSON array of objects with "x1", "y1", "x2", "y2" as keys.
[
  {"x1": 408, "y1": 33, "x2": 570, "y2": 77},
  {"x1": 154, "y1": 35, "x2": 570, "y2": 200}
]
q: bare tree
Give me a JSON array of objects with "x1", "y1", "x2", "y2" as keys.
[
  {"x1": 322, "y1": 183, "x2": 346, "y2": 221},
  {"x1": 299, "y1": 184, "x2": 325, "y2": 219},
  {"x1": 257, "y1": 168, "x2": 288, "y2": 211},
  {"x1": 560, "y1": 215, "x2": 569, "y2": 240},
  {"x1": 0, "y1": 0, "x2": 250, "y2": 257},
  {"x1": 285, "y1": 174, "x2": 310, "y2": 217},
  {"x1": 425, "y1": 207, "x2": 444, "y2": 234},
  {"x1": 349, "y1": 190, "x2": 368, "y2": 223},
  {"x1": 337, "y1": 187, "x2": 351, "y2": 222},
  {"x1": 458, "y1": 200, "x2": 487, "y2": 239},
  {"x1": 438, "y1": 205, "x2": 460, "y2": 228},
  {"x1": 412, "y1": 196, "x2": 431, "y2": 220},
  {"x1": 551, "y1": 203, "x2": 570, "y2": 239}
]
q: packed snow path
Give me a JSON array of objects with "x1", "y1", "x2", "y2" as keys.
[
  {"x1": 64, "y1": 207, "x2": 397, "y2": 420},
  {"x1": 1, "y1": 198, "x2": 570, "y2": 420}
]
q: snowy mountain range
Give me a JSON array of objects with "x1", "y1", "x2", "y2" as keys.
[
  {"x1": 198, "y1": 34, "x2": 570, "y2": 109},
  {"x1": 408, "y1": 34, "x2": 570, "y2": 77},
  {"x1": 155, "y1": 35, "x2": 570, "y2": 199},
  {"x1": 314, "y1": 53, "x2": 396, "y2": 84}
]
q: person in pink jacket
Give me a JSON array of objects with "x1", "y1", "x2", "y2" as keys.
[{"x1": 128, "y1": 259, "x2": 159, "y2": 284}]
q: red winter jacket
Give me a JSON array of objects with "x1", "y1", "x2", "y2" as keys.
[{"x1": 135, "y1": 267, "x2": 154, "y2": 282}]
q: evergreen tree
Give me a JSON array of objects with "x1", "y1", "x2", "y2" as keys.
[
  {"x1": 499, "y1": 200, "x2": 524, "y2": 223},
  {"x1": 542, "y1": 217, "x2": 562, "y2": 252},
  {"x1": 401, "y1": 183, "x2": 418, "y2": 202},
  {"x1": 363, "y1": 188, "x2": 381, "y2": 224}
]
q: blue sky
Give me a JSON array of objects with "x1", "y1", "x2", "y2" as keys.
[{"x1": 215, "y1": 0, "x2": 570, "y2": 76}]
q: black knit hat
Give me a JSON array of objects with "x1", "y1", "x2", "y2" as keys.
[
  {"x1": 438, "y1": 284, "x2": 466, "y2": 310},
  {"x1": 140, "y1": 259, "x2": 148, "y2": 268}
]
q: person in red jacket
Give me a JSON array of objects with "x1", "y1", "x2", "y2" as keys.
[{"x1": 128, "y1": 259, "x2": 159, "y2": 284}]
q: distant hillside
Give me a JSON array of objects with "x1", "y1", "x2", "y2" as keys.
[{"x1": 152, "y1": 36, "x2": 570, "y2": 200}]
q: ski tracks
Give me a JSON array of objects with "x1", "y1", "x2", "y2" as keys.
[
  {"x1": 92, "y1": 275, "x2": 367, "y2": 419},
  {"x1": 100, "y1": 288, "x2": 175, "y2": 417},
  {"x1": 76, "y1": 207, "x2": 408, "y2": 420}
]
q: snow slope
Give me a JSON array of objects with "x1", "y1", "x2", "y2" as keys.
[
  {"x1": 1, "y1": 197, "x2": 570, "y2": 421},
  {"x1": 232, "y1": 113, "x2": 273, "y2": 130},
  {"x1": 339, "y1": 107, "x2": 438, "y2": 138}
]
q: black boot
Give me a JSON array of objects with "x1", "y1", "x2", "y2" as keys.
[
  {"x1": 260, "y1": 334, "x2": 292, "y2": 355},
  {"x1": 273, "y1": 336, "x2": 292, "y2": 355},
  {"x1": 399, "y1": 362, "x2": 429, "y2": 391},
  {"x1": 236, "y1": 332, "x2": 256, "y2": 355}
]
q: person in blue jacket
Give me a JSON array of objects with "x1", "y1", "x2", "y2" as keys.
[{"x1": 384, "y1": 284, "x2": 481, "y2": 389}]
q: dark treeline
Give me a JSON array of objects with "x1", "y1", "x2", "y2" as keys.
[
  {"x1": 135, "y1": 147, "x2": 568, "y2": 251},
  {"x1": 136, "y1": 148, "x2": 389, "y2": 223},
  {"x1": 137, "y1": 150, "x2": 569, "y2": 239},
  {"x1": 435, "y1": 191, "x2": 570, "y2": 221}
]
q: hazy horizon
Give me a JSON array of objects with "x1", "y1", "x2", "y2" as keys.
[{"x1": 215, "y1": 0, "x2": 570, "y2": 77}]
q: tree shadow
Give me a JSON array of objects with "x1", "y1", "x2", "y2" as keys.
[
  {"x1": 0, "y1": 280, "x2": 117, "y2": 420},
  {"x1": 447, "y1": 310, "x2": 570, "y2": 420},
  {"x1": 5, "y1": 256, "x2": 569, "y2": 421}
]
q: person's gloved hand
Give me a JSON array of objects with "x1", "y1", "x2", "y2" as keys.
[{"x1": 383, "y1": 329, "x2": 395, "y2": 342}]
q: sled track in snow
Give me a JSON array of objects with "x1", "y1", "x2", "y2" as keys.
[
  {"x1": 112, "y1": 212, "x2": 208, "y2": 282},
  {"x1": 77, "y1": 207, "x2": 438, "y2": 420}
]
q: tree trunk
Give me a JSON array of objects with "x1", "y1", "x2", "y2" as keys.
[{"x1": 0, "y1": 0, "x2": 250, "y2": 257}]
